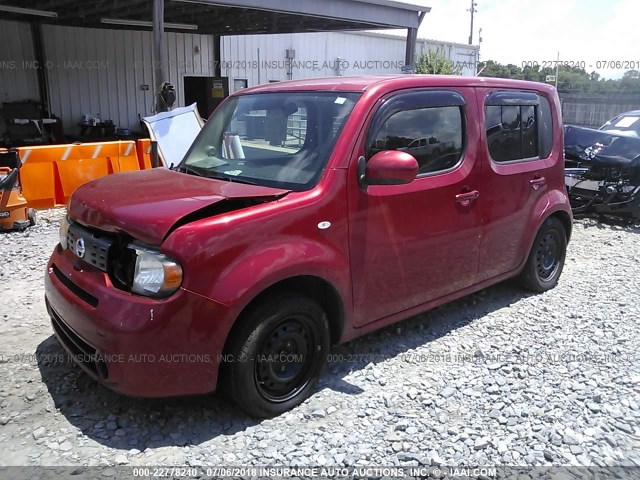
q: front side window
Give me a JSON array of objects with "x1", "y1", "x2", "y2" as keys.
[
  {"x1": 368, "y1": 105, "x2": 464, "y2": 175},
  {"x1": 180, "y1": 92, "x2": 360, "y2": 191}
]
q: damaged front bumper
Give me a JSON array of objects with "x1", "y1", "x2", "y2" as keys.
[
  {"x1": 44, "y1": 246, "x2": 233, "y2": 397},
  {"x1": 564, "y1": 126, "x2": 640, "y2": 221},
  {"x1": 565, "y1": 168, "x2": 640, "y2": 219}
]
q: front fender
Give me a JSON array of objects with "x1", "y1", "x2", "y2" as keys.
[{"x1": 206, "y1": 236, "x2": 351, "y2": 311}]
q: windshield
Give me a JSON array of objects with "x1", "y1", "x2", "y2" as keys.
[
  {"x1": 180, "y1": 91, "x2": 361, "y2": 190},
  {"x1": 600, "y1": 114, "x2": 640, "y2": 137}
]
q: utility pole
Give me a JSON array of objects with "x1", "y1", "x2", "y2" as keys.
[
  {"x1": 475, "y1": 28, "x2": 483, "y2": 75},
  {"x1": 468, "y1": 0, "x2": 478, "y2": 45},
  {"x1": 555, "y1": 51, "x2": 560, "y2": 90}
]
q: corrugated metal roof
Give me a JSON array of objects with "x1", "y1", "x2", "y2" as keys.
[{"x1": 0, "y1": 0, "x2": 429, "y2": 34}]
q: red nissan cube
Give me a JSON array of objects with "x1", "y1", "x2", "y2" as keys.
[{"x1": 45, "y1": 75, "x2": 572, "y2": 417}]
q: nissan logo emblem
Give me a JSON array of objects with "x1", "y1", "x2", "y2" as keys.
[{"x1": 75, "y1": 238, "x2": 86, "y2": 258}]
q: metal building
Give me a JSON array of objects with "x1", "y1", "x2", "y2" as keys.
[
  {"x1": 0, "y1": 0, "x2": 435, "y2": 136},
  {"x1": 220, "y1": 31, "x2": 480, "y2": 91}
]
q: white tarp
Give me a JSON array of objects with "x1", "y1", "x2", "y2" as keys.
[{"x1": 142, "y1": 104, "x2": 204, "y2": 166}]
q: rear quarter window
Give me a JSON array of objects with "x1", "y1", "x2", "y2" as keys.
[
  {"x1": 538, "y1": 96, "x2": 554, "y2": 158},
  {"x1": 485, "y1": 91, "x2": 554, "y2": 162}
]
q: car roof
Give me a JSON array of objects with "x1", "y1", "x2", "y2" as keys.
[
  {"x1": 612, "y1": 110, "x2": 640, "y2": 117},
  {"x1": 238, "y1": 75, "x2": 558, "y2": 96}
]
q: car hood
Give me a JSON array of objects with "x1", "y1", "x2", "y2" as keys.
[
  {"x1": 565, "y1": 126, "x2": 640, "y2": 166},
  {"x1": 600, "y1": 129, "x2": 638, "y2": 138},
  {"x1": 68, "y1": 168, "x2": 290, "y2": 245},
  {"x1": 564, "y1": 125, "x2": 640, "y2": 184}
]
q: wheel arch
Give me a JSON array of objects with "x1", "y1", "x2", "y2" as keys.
[
  {"x1": 519, "y1": 198, "x2": 572, "y2": 275},
  {"x1": 221, "y1": 275, "x2": 346, "y2": 359},
  {"x1": 548, "y1": 209, "x2": 572, "y2": 243}
]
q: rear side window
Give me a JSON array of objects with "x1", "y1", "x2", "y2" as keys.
[
  {"x1": 369, "y1": 105, "x2": 464, "y2": 175},
  {"x1": 485, "y1": 91, "x2": 554, "y2": 162},
  {"x1": 538, "y1": 96, "x2": 553, "y2": 158}
]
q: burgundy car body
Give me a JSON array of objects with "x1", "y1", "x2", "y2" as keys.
[{"x1": 45, "y1": 75, "x2": 572, "y2": 398}]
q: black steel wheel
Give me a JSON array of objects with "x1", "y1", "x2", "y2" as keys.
[
  {"x1": 518, "y1": 217, "x2": 567, "y2": 293},
  {"x1": 255, "y1": 317, "x2": 320, "y2": 403},
  {"x1": 535, "y1": 230, "x2": 562, "y2": 281},
  {"x1": 222, "y1": 294, "x2": 330, "y2": 417}
]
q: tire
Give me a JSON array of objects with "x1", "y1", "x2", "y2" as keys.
[
  {"x1": 518, "y1": 217, "x2": 567, "y2": 293},
  {"x1": 222, "y1": 294, "x2": 330, "y2": 418},
  {"x1": 28, "y1": 209, "x2": 36, "y2": 227}
]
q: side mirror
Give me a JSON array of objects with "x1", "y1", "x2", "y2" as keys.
[{"x1": 359, "y1": 150, "x2": 418, "y2": 187}]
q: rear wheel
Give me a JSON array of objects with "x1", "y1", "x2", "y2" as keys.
[
  {"x1": 222, "y1": 294, "x2": 330, "y2": 418},
  {"x1": 518, "y1": 217, "x2": 567, "y2": 293}
]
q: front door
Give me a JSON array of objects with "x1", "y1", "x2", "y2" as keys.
[{"x1": 349, "y1": 89, "x2": 483, "y2": 327}]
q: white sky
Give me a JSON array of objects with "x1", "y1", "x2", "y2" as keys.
[{"x1": 392, "y1": 0, "x2": 640, "y2": 79}]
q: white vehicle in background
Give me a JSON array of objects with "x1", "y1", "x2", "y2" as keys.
[{"x1": 599, "y1": 110, "x2": 640, "y2": 138}]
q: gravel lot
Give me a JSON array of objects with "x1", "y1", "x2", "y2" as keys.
[{"x1": 0, "y1": 209, "x2": 639, "y2": 470}]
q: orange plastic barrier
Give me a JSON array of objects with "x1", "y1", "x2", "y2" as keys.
[
  {"x1": 17, "y1": 140, "x2": 153, "y2": 209},
  {"x1": 136, "y1": 139, "x2": 154, "y2": 171}
]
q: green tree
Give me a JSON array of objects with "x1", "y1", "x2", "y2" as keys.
[
  {"x1": 477, "y1": 60, "x2": 509, "y2": 78},
  {"x1": 415, "y1": 50, "x2": 461, "y2": 75},
  {"x1": 620, "y1": 70, "x2": 640, "y2": 92},
  {"x1": 477, "y1": 60, "x2": 640, "y2": 94}
]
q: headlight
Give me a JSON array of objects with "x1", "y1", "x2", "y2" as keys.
[
  {"x1": 131, "y1": 246, "x2": 183, "y2": 297},
  {"x1": 59, "y1": 216, "x2": 70, "y2": 249}
]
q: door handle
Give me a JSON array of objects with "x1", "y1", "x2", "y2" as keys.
[
  {"x1": 455, "y1": 190, "x2": 479, "y2": 206},
  {"x1": 530, "y1": 176, "x2": 547, "y2": 190}
]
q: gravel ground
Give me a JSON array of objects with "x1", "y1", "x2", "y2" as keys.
[{"x1": 0, "y1": 209, "x2": 639, "y2": 470}]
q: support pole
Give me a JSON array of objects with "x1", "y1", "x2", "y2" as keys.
[
  {"x1": 404, "y1": 27, "x2": 417, "y2": 70},
  {"x1": 214, "y1": 35, "x2": 222, "y2": 77},
  {"x1": 153, "y1": 0, "x2": 168, "y2": 113},
  {"x1": 404, "y1": 12, "x2": 426, "y2": 72},
  {"x1": 30, "y1": 22, "x2": 50, "y2": 116}
]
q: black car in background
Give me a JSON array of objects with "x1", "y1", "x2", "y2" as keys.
[{"x1": 564, "y1": 111, "x2": 640, "y2": 222}]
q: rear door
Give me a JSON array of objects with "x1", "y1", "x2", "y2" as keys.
[
  {"x1": 348, "y1": 88, "x2": 483, "y2": 327},
  {"x1": 475, "y1": 89, "x2": 556, "y2": 281}
]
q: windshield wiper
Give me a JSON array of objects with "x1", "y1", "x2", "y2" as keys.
[
  {"x1": 176, "y1": 164, "x2": 205, "y2": 177},
  {"x1": 207, "y1": 174, "x2": 259, "y2": 186},
  {"x1": 177, "y1": 164, "x2": 259, "y2": 185}
]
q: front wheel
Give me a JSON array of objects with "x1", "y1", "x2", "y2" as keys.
[
  {"x1": 222, "y1": 294, "x2": 330, "y2": 418},
  {"x1": 518, "y1": 217, "x2": 567, "y2": 293}
]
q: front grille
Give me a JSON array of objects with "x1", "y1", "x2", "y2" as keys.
[
  {"x1": 67, "y1": 222, "x2": 112, "y2": 271},
  {"x1": 50, "y1": 306, "x2": 99, "y2": 376},
  {"x1": 52, "y1": 264, "x2": 99, "y2": 307}
]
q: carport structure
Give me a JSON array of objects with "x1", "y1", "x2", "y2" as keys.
[
  {"x1": 0, "y1": 1, "x2": 427, "y2": 35},
  {"x1": 0, "y1": 0, "x2": 428, "y2": 129}
]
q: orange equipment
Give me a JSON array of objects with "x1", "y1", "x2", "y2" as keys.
[
  {"x1": 0, "y1": 149, "x2": 35, "y2": 231},
  {"x1": 17, "y1": 140, "x2": 157, "y2": 209}
]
